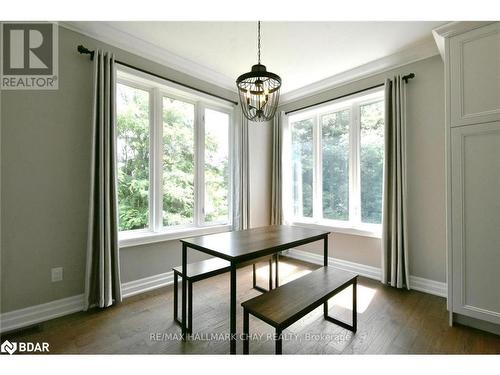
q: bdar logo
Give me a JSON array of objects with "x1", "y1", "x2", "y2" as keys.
[
  {"x1": 1, "y1": 22, "x2": 58, "y2": 90},
  {"x1": 0, "y1": 340, "x2": 49, "y2": 354},
  {"x1": 1, "y1": 340, "x2": 17, "y2": 355}
]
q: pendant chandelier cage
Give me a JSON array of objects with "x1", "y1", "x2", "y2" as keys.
[{"x1": 236, "y1": 21, "x2": 282, "y2": 122}]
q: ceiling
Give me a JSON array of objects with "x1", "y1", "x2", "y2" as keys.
[{"x1": 67, "y1": 21, "x2": 446, "y2": 96}]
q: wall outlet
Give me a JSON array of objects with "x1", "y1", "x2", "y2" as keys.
[{"x1": 51, "y1": 267, "x2": 63, "y2": 282}]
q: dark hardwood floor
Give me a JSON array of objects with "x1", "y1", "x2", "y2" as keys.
[{"x1": 2, "y1": 257, "x2": 499, "y2": 354}]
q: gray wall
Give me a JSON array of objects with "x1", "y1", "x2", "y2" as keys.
[
  {"x1": 280, "y1": 55, "x2": 446, "y2": 283},
  {"x1": 249, "y1": 122, "x2": 273, "y2": 228},
  {"x1": 0, "y1": 25, "x2": 445, "y2": 314},
  {"x1": 0, "y1": 26, "x2": 272, "y2": 312}
]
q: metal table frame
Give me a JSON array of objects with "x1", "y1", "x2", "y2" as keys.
[{"x1": 180, "y1": 226, "x2": 329, "y2": 354}]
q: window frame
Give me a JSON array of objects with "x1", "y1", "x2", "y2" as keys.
[
  {"x1": 286, "y1": 88, "x2": 384, "y2": 238},
  {"x1": 116, "y1": 65, "x2": 234, "y2": 247}
]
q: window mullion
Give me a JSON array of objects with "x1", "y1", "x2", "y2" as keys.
[
  {"x1": 147, "y1": 87, "x2": 155, "y2": 232},
  {"x1": 313, "y1": 114, "x2": 322, "y2": 222},
  {"x1": 349, "y1": 102, "x2": 361, "y2": 226},
  {"x1": 195, "y1": 103, "x2": 205, "y2": 227},
  {"x1": 152, "y1": 88, "x2": 163, "y2": 233}
]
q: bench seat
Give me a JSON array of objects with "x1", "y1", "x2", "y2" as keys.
[
  {"x1": 173, "y1": 255, "x2": 279, "y2": 334},
  {"x1": 173, "y1": 257, "x2": 230, "y2": 282},
  {"x1": 242, "y1": 266, "x2": 358, "y2": 354}
]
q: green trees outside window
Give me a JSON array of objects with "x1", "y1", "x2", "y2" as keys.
[
  {"x1": 116, "y1": 83, "x2": 150, "y2": 231},
  {"x1": 322, "y1": 109, "x2": 350, "y2": 221},
  {"x1": 116, "y1": 80, "x2": 230, "y2": 233},
  {"x1": 360, "y1": 100, "x2": 384, "y2": 224},
  {"x1": 289, "y1": 94, "x2": 384, "y2": 227}
]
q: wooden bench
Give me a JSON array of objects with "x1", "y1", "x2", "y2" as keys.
[
  {"x1": 173, "y1": 255, "x2": 279, "y2": 334},
  {"x1": 241, "y1": 266, "x2": 357, "y2": 354}
]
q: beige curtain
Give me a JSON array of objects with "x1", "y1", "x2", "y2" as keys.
[
  {"x1": 271, "y1": 111, "x2": 285, "y2": 225},
  {"x1": 84, "y1": 50, "x2": 122, "y2": 310},
  {"x1": 232, "y1": 108, "x2": 250, "y2": 230},
  {"x1": 381, "y1": 76, "x2": 410, "y2": 290}
]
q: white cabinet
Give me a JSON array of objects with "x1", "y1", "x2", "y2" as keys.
[
  {"x1": 434, "y1": 21, "x2": 500, "y2": 329},
  {"x1": 451, "y1": 122, "x2": 500, "y2": 324},
  {"x1": 450, "y1": 23, "x2": 500, "y2": 126}
]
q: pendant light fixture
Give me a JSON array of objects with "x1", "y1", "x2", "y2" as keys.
[{"x1": 236, "y1": 21, "x2": 282, "y2": 122}]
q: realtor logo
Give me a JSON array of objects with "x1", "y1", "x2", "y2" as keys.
[
  {"x1": 1, "y1": 22, "x2": 58, "y2": 90},
  {"x1": 1, "y1": 340, "x2": 17, "y2": 355}
]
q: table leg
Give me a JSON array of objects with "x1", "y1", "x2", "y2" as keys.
[
  {"x1": 181, "y1": 243, "x2": 187, "y2": 340},
  {"x1": 353, "y1": 277, "x2": 357, "y2": 332},
  {"x1": 323, "y1": 235, "x2": 328, "y2": 267},
  {"x1": 188, "y1": 280, "x2": 193, "y2": 335},
  {"x1": 275, "y1": 328, "x2": 283, "y2": 355},
  {"x1": 230, "y1": 263, "x2": 237, "y2": 354},
  {"x1": 243, "y1": 309, "x2": 249, "y2": 354},
  {"x1": 173, "y1": 272, "x2": 178, "y2": 324},
  {"x1": 323, "y1": 235, "x2": 329, "y2": 317}
]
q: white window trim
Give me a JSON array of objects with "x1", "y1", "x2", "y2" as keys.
[
  {"x1": 285, "y1": 88, "x2": 384, "y2": 239},
  {"x1": 116, "y1": 65, "x2": 235, "y2": 246},
  {"x1": 119, "y1": 224, "x2": 232, "y2": 248}
]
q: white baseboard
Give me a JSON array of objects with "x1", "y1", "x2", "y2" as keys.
[
  {"x1": 0, "y1": 294, "x2": 85, "y2": 334},
  {"x1": 408, "y1": 275, "x2": 447, "y2": 298},
  {"x1": 0, "y1": 271, "x2": 175, "y2": 334},
  {"x1": 286, "y1": 249, "x2": 447, "y2": 298},
  {"x1": 121, "y1": 271, "x2": 174, "y2": 298},
  {"x1": 1, "y1": 253, "x2": 447, "y2": 334},
  {"x1": 287, "y1": 249, "x2": 381, "y2": 280}
]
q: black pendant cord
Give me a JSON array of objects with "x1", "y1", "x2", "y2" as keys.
[
  {"x1": 76, "y1": 45, "x2": 238, "y2": 106},
  {"x1": 284, "y1": 73, "x2": 415, "y2": 115},
  {"x1": 257, "y1": 21, "x2": 261, "y2": 64}
]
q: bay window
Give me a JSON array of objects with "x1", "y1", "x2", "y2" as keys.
[
  {"x1": 287, "y1": 89, "x2": 384, "y2": 237},
  {"x1": 116, "y1": 67, "x2": 233, "y2": 246}
]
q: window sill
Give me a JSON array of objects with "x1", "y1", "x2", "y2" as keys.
[
  {"x1": 288, "y1": 221, "x2": 382, "y2": 239},
  {"x1": 119, "y1": 224, "x2": 232, "y2": 248}
]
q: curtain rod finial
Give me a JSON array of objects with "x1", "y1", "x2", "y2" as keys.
[
  {"x1": 77, "y1": 45, "x2": 95, "y2": 60},
  {"x1": 403, "y1": 73, "x2": 415, "y2": 83}
]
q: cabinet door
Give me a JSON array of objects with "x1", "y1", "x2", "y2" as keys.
[
  {"x1": 451, "y1": 122, "x2": 500, "y2": 324},
  {"x1": 450, "y1": 22, "x2": 500, "y2": 127}
]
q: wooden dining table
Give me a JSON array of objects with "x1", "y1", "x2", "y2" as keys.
[{"x1": 179, "y1": 225, "x2": 330, "y2": 354}]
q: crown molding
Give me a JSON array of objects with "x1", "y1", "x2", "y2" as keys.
[
  {"x1": 58, "y1": 21, "x2": 237, "y2": 92},
  {"x1": 432, "y1": 21, "x2": 495, "y2": 60},
  {"x1": 280, "y1": 36, "x2": 439, "y2": 105}
]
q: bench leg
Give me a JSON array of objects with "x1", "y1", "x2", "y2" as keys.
[
  {"x1": 173, "y1": 272, "x2": 180, "y2": 325},
  {"x1": 188, "y1": 280, "x2": 193, "y2": 335},
  {"x1": 352, "y1": 278, "x2": 357, "y2": 332},
  {"x1": 275, "y1": 328, "x2": 283, "y2": 355},
  {"x1": 269, "y1": 257, "x2": 273, "y2": 290},
  {"x1": 324, "y1": 279, "x2": 357, "y2": 333},
  {"x1": 252, "y1": 263, "x2": 257, "y2": 289},
  {"x1": 181, "y1": 244, "x2": 187, "y2": 340},
  {"x1": 243, "y1": 309, "x2": 249, "y2": 354},
  {"x1": 275, "y1": 253, "x2": 279, "y2": 288}
]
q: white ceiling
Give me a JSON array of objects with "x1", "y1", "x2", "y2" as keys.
[{"x1": 68, "y1": 21, "x2": 446, "y2": 95}]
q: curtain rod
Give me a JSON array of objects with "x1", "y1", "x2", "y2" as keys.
[
  {"x1": 77, "y1": 45, "x2": 239, "y2": 106},
  {"x1": 284, "y1": 73, "x2": 415, "y2": 116}
]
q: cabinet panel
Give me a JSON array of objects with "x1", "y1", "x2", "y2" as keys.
[
  {"x1": 451, "y1": 122, "x2": 500, "y2": 324},
  {"x1": 450, "y1": 23, "x2": 500, "y2": 126}
]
